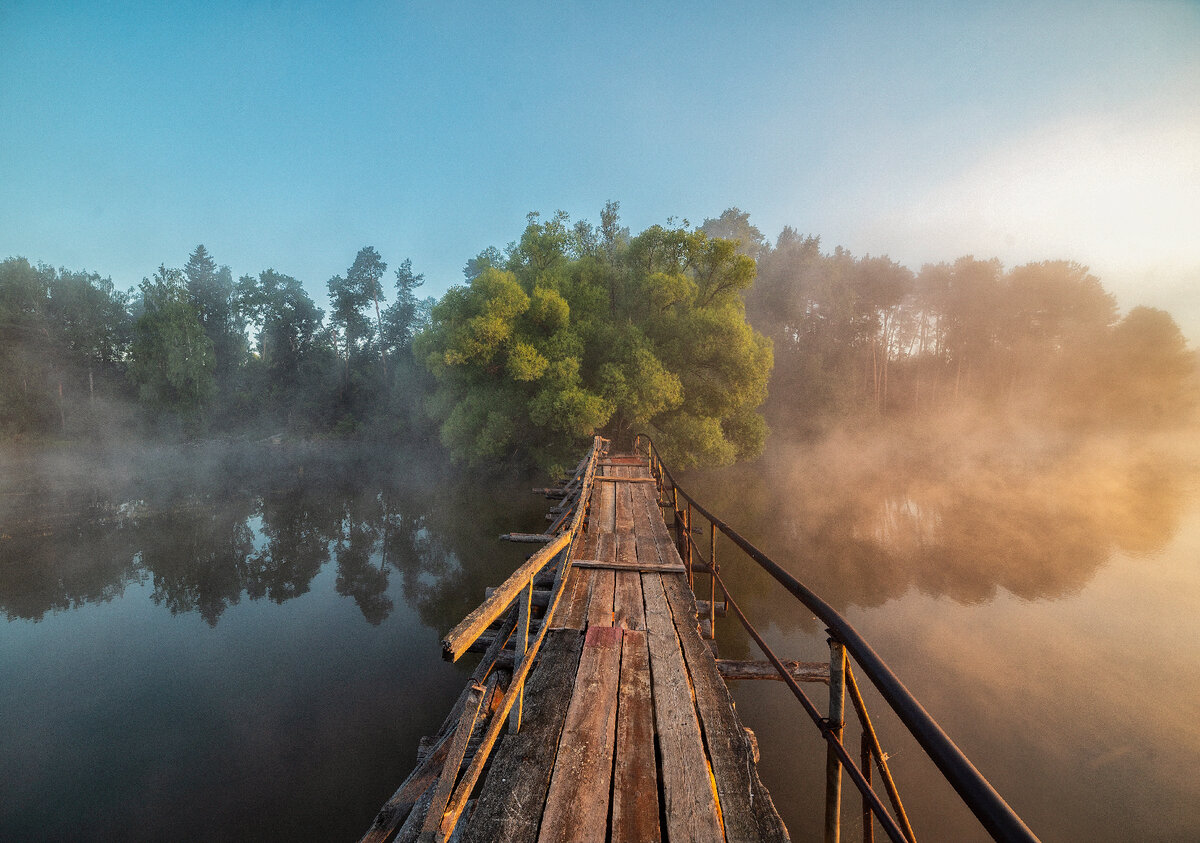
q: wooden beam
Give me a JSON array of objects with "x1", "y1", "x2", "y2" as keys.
[
  {"x1": 499, "y1": 533, "x2": 559, "y2": 543},
  {"x1": 444, "y1": 532, "x2": 569, "y2": 661},
  {"x1": 716, "y1": 659, "x2": 830, "y2": 684},
  {"x1": 570, "y1": 559, "x2": 686, "y2": 574}
]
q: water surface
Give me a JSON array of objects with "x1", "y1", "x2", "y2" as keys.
[{"x1": 2, "y1": 431, "x2": 1197, "y2": 840}]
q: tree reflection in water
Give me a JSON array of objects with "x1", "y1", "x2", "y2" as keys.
[
  {"x1": 0, "y1": 442, "x2": 546, "y2": 629},
  {"x1": 684, "y1": 425, "x2": 1193, "y2": 641}
]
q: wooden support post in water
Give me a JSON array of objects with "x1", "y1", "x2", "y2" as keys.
[
  {"x1": 825, "y1": 637, "x2": 847, "y2": 843},
  {"x1": 509, "y1": 580, "x2": 533, "y2": 733}
]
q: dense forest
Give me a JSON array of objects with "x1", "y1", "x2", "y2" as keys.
[{"x1": 2, "y1": 204, "x2": 1195, "y2": 471}]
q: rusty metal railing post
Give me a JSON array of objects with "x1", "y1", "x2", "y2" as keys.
[
  {"x1": 708, "y1": 521, "x2": 717, "y2": 640},
  {"x1": 685, "y1": 500, "x2": 693, "y2": 587},
  {"x1": 862, "y1": 731, "x2": 874, "y2": 843},
  {"x1": 826, "y1": 636, "x2": 848, "y2": 843},
  {"x1": 672, "y1": 485, "x2": 680, "y2": 557},
  {"x1": 508, "y1": 579, "x2": 533, "y2": 733}
]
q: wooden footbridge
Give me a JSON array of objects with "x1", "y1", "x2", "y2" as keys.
[{"x1": 361, "y1": 437, "x2": 1040, "y2": 843}]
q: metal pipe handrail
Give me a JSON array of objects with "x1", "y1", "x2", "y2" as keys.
[{"x1": 635, "y1": 434, "x2": 1039, "y2": 843}]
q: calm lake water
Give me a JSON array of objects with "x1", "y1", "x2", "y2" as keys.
[{"x1": 2, "y1": 430, "x2": 1197, "y2": 841}]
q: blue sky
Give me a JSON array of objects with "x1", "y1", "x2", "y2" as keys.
[{"x1": 2, "y1": 1, "x2": 1198, "y2": 338}]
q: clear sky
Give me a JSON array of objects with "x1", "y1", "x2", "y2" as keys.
[{"x1": 2, "y1": 1, "x2": 1198, "y2": 339}]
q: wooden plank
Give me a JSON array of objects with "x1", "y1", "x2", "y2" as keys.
[
  {"x1": 419, "y1": 683, "x2": 487, "y2": 841},
  {"x1": 613, "y1": 569, "x2": 645, "y2": 631},
  {"x1": 661, "y1": 574, "x2": 791, "y2": 842},
  {"x1": 640, "y1": 573, "x2": 724, "y2": 840},
  {"x1": 612, "y1": 629, "x2": 660, "y2": 843},
  {"x1": 552, "y1": 565, "x2": 591, "y2": 630},
  {"x1": 594, "y1": 475, "x2": 657, "y2": 483},
  {"x1": 596, "y1": 478, "x2": 616, "y2": 533},
  {"x1": 462, "y1": 629, "x2": 585, "y2": 843},
  {"x1": 537, "y1": 625, "x2": 624, "y2": 843},
  {"x1": 717, "y1": 659, "x2": 830, "y2": 684},
  {"x1": 586, "y1": 568, "x2": 615, "y2": 629},
  {"x1": 615, "y1": 479, "x2": 635, "y2": 533},
  {"x1": 500, "y1": 532, "x2": 560, "y2": 543},
  {"x1": 361, "y1": 612, "x2": 517, "y2": 843},
  {"x1": 570, "y1": 558, "x2": 686, "y2": 574}
]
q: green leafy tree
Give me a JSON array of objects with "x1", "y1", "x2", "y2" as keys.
[
  {"x1": 128, "y1": 266, "x2": 215, "y2": 424},
  {"x1": 234, "y1": 269, "x2": 333, "y2": 428},
  {"x1": 184, "y1": 245, "x2": 246, "y2": 389},
  {"x1": 417, "y1": 206, "x2": 773, "y2": 471}
]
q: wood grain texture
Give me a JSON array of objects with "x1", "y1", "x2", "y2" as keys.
[
  {"x1": 586, "y1": 568, "x2": 615, "y2": 630},
  {"x1": 536, "y1": 625, "x2": 624, "y2": 843},
  {"x1": 461, "y1": 630, "x2": 585, "y2": 843},
  {"x1": 611, "y1": 629, "x2": 661, "y2": 843},
  {"x1": 641, "y1": 573, "x2": 724, "y2": 841},
  {"x1": 662, "y1": 574, "x2": 791, "y2": 843},
  {"x1": 420, "y1": 683, "x2": 487, "y2": 839},
  {"x1": 613, "y1": 570, "x2": 646, "y2": 632},
  {"x1": 552, "y1": 565, "x2": 591, "y2": 630}
]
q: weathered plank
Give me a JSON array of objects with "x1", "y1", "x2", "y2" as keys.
[
  {"x1": 641, "y1": 572, "x2": 724, "y2": 840},
  {"x1": 462, "y1": 629, "x2": 585, "y2": 843},
  {"x1": 537, "y1": 625, "x2": 624, "y2": 843},
  {"x1": 615, "y1": 478, "x2": 635, "y2": 533},
  {"x1": 552, "y1": 565, "x2": 591, "y2": 630},
  {"x1": 361, "y1": 613, "x2": 517, "y2": 843},
  {"x1": 419, "y1": 683, "x2": 487, "y2": 841},
  {"x1": 570, "y1": 558, "x2": 686, "y2": 574},
  {"x1": 662, "y1": 573, "x2": 791, "y2": 842},
  {"x1": 611, "y1": 628, "x2": 661, "y2": 843},
  {"x1": 613, "y1": 569, "x2": 645, "y2": 631},
  {"x1": 596, "y1": 477, "x2": 616, "y2": 533},
  {"x1": 443, "y1": 534, "x2": 570, "y2": 661},
  {"x1": 594, "y1": 476, "x2": 657, "y2": 483},
  {"x1": 500, "y1": 533, "x2": 560, "y2": 543},
  {"x1": 586, "y1": 568, "x2": 615, "y2": 629},
  {"x1": 717, "y1": 659, "x2": 830, "y2": 684}
]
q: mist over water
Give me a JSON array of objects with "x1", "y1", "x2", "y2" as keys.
[
  {"x1": 2, "y1": 420, "x2": 1198, "y2": 840},
  {"x1": 684, "y1": 421, "x2": 1200, "y2": 841},
  {"x1": 0, "y1": 441, "x2": 548, "y2": 840}
]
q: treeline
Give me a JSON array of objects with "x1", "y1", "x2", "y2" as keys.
[
  {"x1": 702, "y1": 210, "x2": 1198, "y2": 434},
  {"x1": 3, "y1": 205, "x2": 1196, "y2": 459},
  {"x1": 0, "y1": 246, "x2": 434, "y2": 439}
]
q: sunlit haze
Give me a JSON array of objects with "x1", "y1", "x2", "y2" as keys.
[{"x1": 2, "y1": 1, "x2": 1197, "y2": 339}]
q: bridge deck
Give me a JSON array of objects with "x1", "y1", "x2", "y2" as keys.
[{"x1": 365, "y1": 455, "x2": 789, "y2": 843}]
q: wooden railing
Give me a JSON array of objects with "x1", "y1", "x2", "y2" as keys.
[{"x1": 431, "y1": 435, "x2": 605, "y2": 840}]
